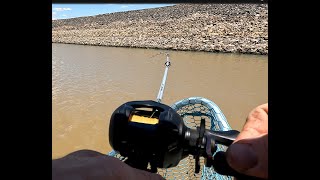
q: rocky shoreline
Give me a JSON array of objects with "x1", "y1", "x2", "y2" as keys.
[{"x1": 52, "y1": 4, "x2": 268, "y2": 55}]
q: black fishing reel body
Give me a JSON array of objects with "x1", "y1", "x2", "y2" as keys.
[
  {"x1": 109, "y1": 100, "x2": 187, "y2": 171},
  {"x1": 109, "y1": 100, "x2": 263, "y2": 180}
]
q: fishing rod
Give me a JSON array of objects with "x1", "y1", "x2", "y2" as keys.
[
  {"x1": 156, "y1": 52, "x2": 171, "y2": 103},
  {"x1": 108, "y1": 53, "x2": 264, "y2": 180}
]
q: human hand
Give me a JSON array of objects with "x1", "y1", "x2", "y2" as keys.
[
  {"x1": 226, "y1": 103, "x2": 268, "y2": 179},
  {"x1": 52, "y1": 150, "x2": 165, "y2": 180}
]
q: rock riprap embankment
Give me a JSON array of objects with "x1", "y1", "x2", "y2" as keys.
[{"x1": 52, "y1": 4, "x2": 268, "y2": 55}]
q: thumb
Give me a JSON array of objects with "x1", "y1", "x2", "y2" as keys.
[
  {"x1": 226, "y1": 143, "x2": 258, "y2": 173},
  {"x1": 226, "y1": 135, "x2": 268, "y2": 179}
]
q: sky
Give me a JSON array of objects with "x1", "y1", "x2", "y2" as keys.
[{"x1": 52, "y1": 4, "x2": 175, "y2": 20}]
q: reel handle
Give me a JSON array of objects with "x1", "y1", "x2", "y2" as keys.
[{"x1": 206, "y1": 129, "x2": 240, "y2": 146}]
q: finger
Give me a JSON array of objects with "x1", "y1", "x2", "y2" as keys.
[
  {"x1": 227, "y1": 135, "x2": 268, "y2": 179},
  {"x1": 65, "y1": 149, "x2": 105, "y2": 158},
  {"x1": 98, "y1": 156, "x2": 165, "y2": 180},
  {"x1": 225, "y1": 103, "x2": 268, "y2": 179},
  {"x1": 236, "y1": 103, "x2": 268, "y2": 142}
]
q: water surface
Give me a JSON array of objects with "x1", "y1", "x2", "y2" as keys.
[{"x1": 52, "y1": 43, "x2": 268, "y2": 158}]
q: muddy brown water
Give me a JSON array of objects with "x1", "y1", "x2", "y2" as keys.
[{"x1": 52, "y1": 43, "x2": 268, "y2": 159}]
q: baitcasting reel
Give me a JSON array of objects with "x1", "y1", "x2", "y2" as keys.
[{"x1": 109, "y1": 100, "x2": 263, "y2": 180}]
